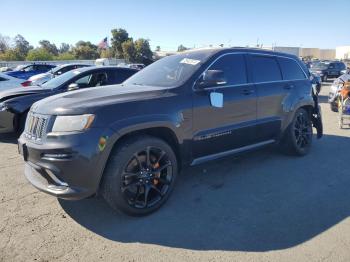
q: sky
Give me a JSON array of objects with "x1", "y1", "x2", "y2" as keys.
[{"x1": 1, "y1": 0, "x2": 350, "y2": 51}]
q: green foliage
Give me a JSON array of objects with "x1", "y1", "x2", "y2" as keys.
[
  {"x1": 155, "y1": 46, "x2": 161, "y2": 52},
  {"x1": 14, "y1": 34, "x2": 32, "y2": 59},
  {"x1": 111, "y1": 28, "x2": 130, "y2": 58},
  {"x1": 26, "y1": 48, "x2": 53, "y2": 61},
  {"x1": 122, "y1": 39, "x2": 136, "y2": 62},
  {"x1": 0, "y1": 49, "x2": 24, "y2": 61},
  {"x1": 134, "y1": 38, "x2": 153, "y2": 64},
  {"x1": 39, "y1": 40, "x2": 58, "y2": 56},
  {"x1": 59, "y1": 43, "x2": 70, "y2": 54},
  {"x1": 0, "y1": 34, "x2": 11, "y2": 53},
  {"x1": 100, "y1": 48, "x2": 112, "y2": 58},
  {"x1": 72, "y1": 41, "x2": 99, "y2": 59},
  {"x1": 54, "y1": 52, "x2": 75, "y2": 60}
]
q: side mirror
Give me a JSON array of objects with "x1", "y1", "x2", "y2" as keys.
[
  {"x1": 68, "y1": 83, "x2": 79, "y2": 91},
  {"x1": 197, "y1": 70, "x2": 227, "y2": 89}
]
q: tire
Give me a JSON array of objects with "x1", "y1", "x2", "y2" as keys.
[
  {"x1": 330, "y1": 102, "x2": 338, "y2": 112},
  {"x1": 101, "y1": 135, "x2": 178, "y2": 216},
  {"x1": 281, "y1": 108, "x2": 313, "y2": 156},
  {"x1": 16, "y1": 112, "x2": 28, "y2": 135}
]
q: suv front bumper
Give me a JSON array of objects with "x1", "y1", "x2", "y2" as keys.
[{"x1": 18, "y1": 128, "x2": 114, "y2": 200}]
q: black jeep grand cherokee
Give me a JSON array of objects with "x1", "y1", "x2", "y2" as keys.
[{"x1": 18, "y1": 48, "x2": 323, "y2": 216}]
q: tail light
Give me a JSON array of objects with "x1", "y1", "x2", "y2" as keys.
[{"x1": 21, "y1": 80, "x2": 31, "y2": 87}]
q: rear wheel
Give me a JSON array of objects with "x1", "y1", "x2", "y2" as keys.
[
  {"x1": 281, "y1": 108, "x2": 313, "y2": 156},
  {"x1": 101, "y1": 135, "x2": 178, "y2": 216}
]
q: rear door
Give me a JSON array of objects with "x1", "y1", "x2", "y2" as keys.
[
  {"x1": 192, "y1": 53, "x2": 257, "y2": 158},
  {"x1": 247, "y1": 54, "x2": 288, "y2": 142}
]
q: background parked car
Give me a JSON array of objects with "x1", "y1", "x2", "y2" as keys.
[
  {"x1": 0, "y1": 72, "x2": 29, "y2": 89},
  {"x1": 329, "y1": 71, "x2": 350, "y2": 112},
  {"x1": 5, "y1": 63, "x2": 55, "y2": 80},
  {"x1": 29, "y1": 63, "x2": 91, "y2": 86},
  {"x1": 0, "y1": 66, "x2": 138, "y2": 134},
  {"x1": 309, "y1": 61, "x2": 346, "y2": 82}
]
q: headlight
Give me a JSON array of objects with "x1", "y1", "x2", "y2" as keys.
[
  {"x1": 0, "y1": 102, "x2": 8, "y2": 112},
  {"x1": 51, "y1": 114, "x2": 95, "y2": 133}
]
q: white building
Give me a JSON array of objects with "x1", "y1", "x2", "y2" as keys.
[{"x1": 336, "y1": 46, "x2": 350, "y2": 60}]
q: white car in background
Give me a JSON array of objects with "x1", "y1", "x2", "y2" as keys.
[
  {"x1": 29, "y1": 63, "x2": 91, "y2": 86},
  {"x1": 0, "y1": 72, "x2": 27, "y2": 89}
]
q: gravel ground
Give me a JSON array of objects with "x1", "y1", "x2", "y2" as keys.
[{"x1": 1, "y1": 83, "x2": 350, "y2": 262}]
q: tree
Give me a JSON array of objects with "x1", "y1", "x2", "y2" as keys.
[
  {"x1": 134, "y1": 38, "x2": 153, "y2": 64},
  {"x1": 39, "y1": 40, "x2": 58, "y2": 56},
  {"x1": 155, "y1": 46, "x2": 161, "y2": 52},
  {"x1": 13, "y1": 34, "x2": 32, "y2": 59},
  {"x1": 0, "y1": 49, "x2": 23, "y2": 61},
  {"x1": 72, "y1": 41, "x2": 99, "y2": 59},
  {"x1": 55, "y1": 52, "x2": 75, "y2": 60},
  {"x1": 177, "y1": 44, "x2": 188, "y2": 52},
  {"x1": 110, "y1": 28, "x2": 130, "y2": 58},
  {"x1": 100, "y1": 48, "x2": 112, "y2": 58},
  {"x1": 122, "y1": 39, "x2": 136, "y2": 62},
  {"x1": 59, "y1": 43, "x2": 70, "y2": 54},
  {"x1": 26, "y1": 48, "x2": 53, "y2": 61},
  {"x1": 0, "y1": 34, "x2": 11, "y2": 53}
]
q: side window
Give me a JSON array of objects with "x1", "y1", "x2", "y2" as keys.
[
  {"x1": 108, "y1": 70, "x2": 136, "y2": 84},
  {"x1": 72, "y1": 72, "x2": 109, "y2": 89},
  {"x1": 277, "y1": 57, "x2": 306, "y2": 80},
  {"x1": 250, "y1": 55, "x2": 282, "y2": 82},
  {"x1": 207, "y1": 54, "x2": 247, "y2": 85}
]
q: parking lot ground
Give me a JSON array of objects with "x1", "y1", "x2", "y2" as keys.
[{"x1": 1, "y1": 82, "x2": 350, "y2": 262}]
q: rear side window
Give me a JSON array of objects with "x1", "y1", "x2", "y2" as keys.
[
  {"x1": 208, "y1": 54, "x2": 247, "y2": 85},
  {"x1": 108, "y1": 69, "x2": 136, "y2": 84},
  {"x1": 250, "y1": 55, "x2": 282, "y2": 82},
  {"x1": 278, "y1": 57, "x2": 306, "y2": 80}
]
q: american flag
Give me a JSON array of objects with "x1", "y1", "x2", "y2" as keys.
[{"x1": 98, "y1": 37, "x2": 108, "y2": 49}]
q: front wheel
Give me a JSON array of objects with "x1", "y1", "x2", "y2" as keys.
[
  {"x1": 281, "y1": 108, "x2": 313, "y2": 156},
  {"x1": 101, "y1": 135, "x2": 178, "y2": 216}
]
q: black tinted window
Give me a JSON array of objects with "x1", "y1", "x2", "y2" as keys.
[
  {"x1": 250, "y1": 55, "x2": 282, "y2": 82},
  {"x1": 208, "y1": 54, "x2": 247, "y2": 85},
  {"x1": 108, "y1": 69, "x2": 136, "y2": 84},
  {"x1": 278, "y1": 57, "x2": 306, "y2": 80}
]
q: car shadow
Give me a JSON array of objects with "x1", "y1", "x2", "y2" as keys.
[
  {"x1": 59, "y1": 134, "x2": 350, "y2": 252},
  {"x1": 0, "y1": 133, "x2": 18, "y2": 144}
]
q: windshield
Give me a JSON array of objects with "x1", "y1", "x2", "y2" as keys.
[
  {"x1": 124, "y1": 51, "x2": 213, "y2": 87},
  {"x1": 41, "y1": 70, "x2": 80, "y2": 89},
  {"x1": 50, "y1": 65, "x2": 64, "y2": 74}
]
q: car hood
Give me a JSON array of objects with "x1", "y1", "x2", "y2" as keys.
[
  {"x1": 32, "y1": 84, "x2": 169, "y2": 115},
  {"x1": 0, "y1": 86, "x2": 51, "y2": 102}
]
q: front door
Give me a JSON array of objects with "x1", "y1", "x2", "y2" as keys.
[{"x1": 192, "y1": 53, "x2": 257, "y2": 159}]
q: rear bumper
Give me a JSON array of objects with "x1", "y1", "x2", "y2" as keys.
[{"x1": 0, "y1": 110, "x2": 16, "y2": 133}]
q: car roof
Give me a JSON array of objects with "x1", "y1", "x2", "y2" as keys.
[{"x1": 181, "y1": 47, "x2": 300, "y2": 60}]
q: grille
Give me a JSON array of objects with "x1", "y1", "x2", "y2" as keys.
[{"x1": 24, "y1": 113, "x2": 48, "y2": 140}]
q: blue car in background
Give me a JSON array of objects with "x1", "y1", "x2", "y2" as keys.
[{"x1": 5, "y1": 64, "x2": 55, "y2": 80}]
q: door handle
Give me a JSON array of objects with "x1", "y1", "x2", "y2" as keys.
[{"x1": 241, "y1": 89, "x2": 255, "y2": 95}]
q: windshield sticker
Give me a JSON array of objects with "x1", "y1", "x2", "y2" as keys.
[{"x1": 180, "y1": 58, "x2": 200, "y2": 65}]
